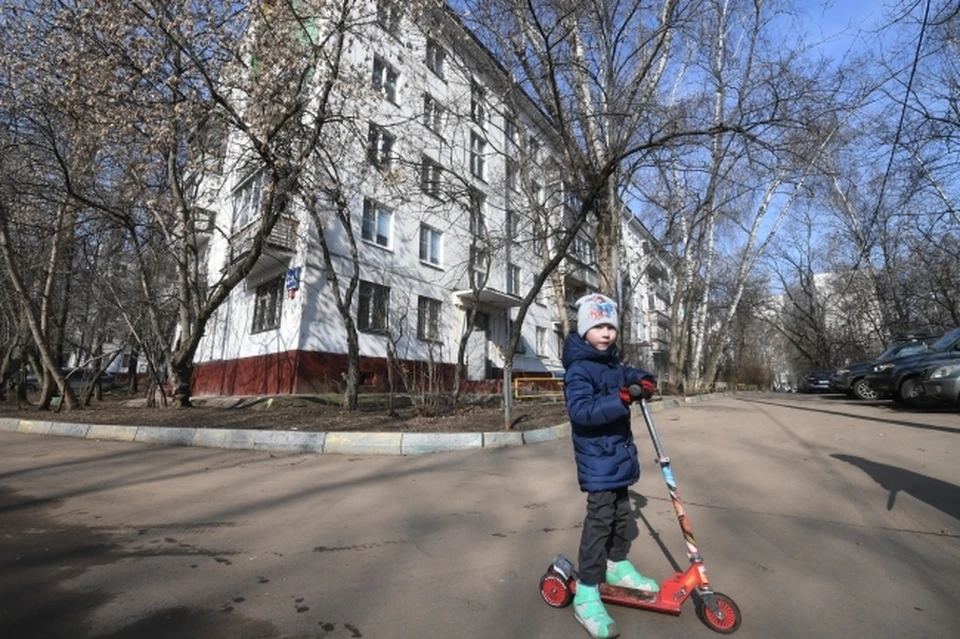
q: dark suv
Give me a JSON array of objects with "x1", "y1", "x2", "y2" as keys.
[
  {"x1": 801, "y1": 370, "x2": 833, "y2": 393},
  {"x1": 865, "y1": 326, "x2": 960, "y2": 407},
  {"x1": 830, "y1": 334, "x2": 941, "y2": 400}
]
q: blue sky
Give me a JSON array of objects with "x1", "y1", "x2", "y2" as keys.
[{"x1": 804, "y1": 0, "x2": 890, "y2": 60}]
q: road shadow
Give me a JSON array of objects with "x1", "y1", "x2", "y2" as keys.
[
  {"x1": 739, "y1": 397, "x2": 960, "y2": 436},
  {"x1": 0, "y1": 486, "x2": 286, "y2": 639},
  {"x1": 628, "y1": 491, "x2": 684, "y2": 573},
  {"x1": 831, "y1": 454, "x2": 960, "y2": 522}
]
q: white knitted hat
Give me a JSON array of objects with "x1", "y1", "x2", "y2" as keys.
[{"x1": 576, "y1": 294, "x2": 619, "y2": 337}]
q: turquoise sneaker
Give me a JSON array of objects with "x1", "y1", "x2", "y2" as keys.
[
  {"x1": 573, "y1": 582, "x2": 619, "y2": 638},
  {"x1": 606, "y1": 559, "x2": 660, "y2": 592}
]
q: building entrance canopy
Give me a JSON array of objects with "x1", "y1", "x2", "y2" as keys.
[{"x1": 453, "y1": 288, "x2": 523, "y2": 310}]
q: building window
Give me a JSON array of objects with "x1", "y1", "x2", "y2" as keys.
[
  {"x1": 358, "y1": 280, "x2": 390, "y2": 333},
  {"x1": 232, "y1": 170, "x2": 266, "y2": 230},
  {"x1": 471, "y1": 82, "x2": 486, "y2": 128},
  {"x1": 417, "y1": 296, "x2": 442, "y2": 341},
  {"x1": 532, "y1": 220, "x2": 544, "y2": 256},
  {"x1": 470, "y1": 132, "x2": 486, "y2": 180},
  {"x1": 423, "y1": 93, "x2": 444, "y2": 134},
  {"x1": 425, "y1": 38, "x2": 446, "y2": 79},
  {"x1": 367, "y1": 123, "x2": 395, "y2": 168},
  {"x1": 505, "y1": 159, "x2": 518, "y2": 191},
  {"x1": 505, "y1": 209, "x2": 519, "y2": 239},
  {"x1": 252, "y1": 276, "x2": 283, "y2": 333},
  {"x1": 377, "y1": 0, "x2": 401, "y2": 34},
  {"x1": 504, "y1": 116, "x2": 517, "y2": 147},
  {"x1": 372, "y1": 55, "x2": 398, "y2": 103},
  {"x1": 536, "y1": 327, "x2": 547, "y2": 356},
  {"x1": 507, "y1": 263, "x2": 521, "y2": 295},
  {"x1": 508, "y1": 317, "x2": 526, "y2": 354},
  {"x1": 470, "y1": 246, "x2": 490, "y2": 288},
  {"x1": 420, "y1": 156, "x2": 443, "y2": 198},
  {"x1": 572, "y1": 233, "x2": 596, "y2": 264},
  {"x1": 362, "y1": 199, "x2": 392, "y2": 248},
  {"x1": 563, "y1": 180, "x2": 583, "y2": 212},
  {"x1": 530, "y1": 180, "x2": 542, "y2": 207},
  {"x1": 527, "y1": 136, "x2": 541, "y2": 162},
  {"x1": 419, "y1": 224, "x2": 442, "y2": 266},
  {"x1": 469, "y1": 190, "x2": 486, "y2": 238}
]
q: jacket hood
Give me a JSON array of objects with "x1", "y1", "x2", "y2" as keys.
[{"x1": 562, "y1": 331, "x2": 619, "y2": 369}]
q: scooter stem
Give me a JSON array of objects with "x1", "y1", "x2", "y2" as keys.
[{"x1": 637, "y1": 398, "x2": 704, "y2": 568}]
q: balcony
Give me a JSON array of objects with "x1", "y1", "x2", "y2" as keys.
[
  {"x1": 653, "y1": 308, "x2": 672, "y2": 329},
  {"x1": 228, "y1": 216, "x2": 299, "y2": 268},
  {"x1": 563, "y1": 262, "x2": 598, "y2": 288}
]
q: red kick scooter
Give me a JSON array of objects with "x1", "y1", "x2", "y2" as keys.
[{"x1": 538, "y1": 385, "x2": 742, "y2": 633}]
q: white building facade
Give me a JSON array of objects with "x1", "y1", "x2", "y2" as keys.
[{"x1": 191, "y1": 1, "x2": 673, "y2": 396}]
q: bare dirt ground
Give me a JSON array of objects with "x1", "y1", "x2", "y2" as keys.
[{"x1": 0, "y1": 391, "x2": 571, "y2": 433}]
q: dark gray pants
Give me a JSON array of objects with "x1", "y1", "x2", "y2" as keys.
[{"x1": 577, "y1": 486, "x2": 631, "y2": 585}]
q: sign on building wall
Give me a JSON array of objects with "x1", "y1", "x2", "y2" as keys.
[{"x1": 285, "y1": 267, "x2": 302, "y2": 299}]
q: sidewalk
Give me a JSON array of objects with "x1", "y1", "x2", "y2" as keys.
[{"x1": 0, "y1": 393, "x2": 724, "y2": 455}]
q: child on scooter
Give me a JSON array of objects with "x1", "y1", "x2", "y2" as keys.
[{"x1": 562, "y1": 293, "x2": 658, "y2": 639}]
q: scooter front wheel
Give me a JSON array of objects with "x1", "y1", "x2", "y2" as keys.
[
  {"x1": 696, "y1": 592, "x2": 741, "y2": 634},
  {"x1": 539, "y1": 572, "x2": 573, "y2": 608}
]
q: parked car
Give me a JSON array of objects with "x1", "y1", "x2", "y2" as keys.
[
  {"x1": 920, "y1": 358, "x2": 960, "y2": 406},
  {"x1": 830, "y1": 334, "x2": 942, "y2": 400},
  {"x1": 801, "y1": 370, "x2": 833, "y2": 393},
  {"x1": 60, "y1": 368, "x2": 117, "y2": 393},
  {"x1": 865, "y1": 326, "x2": 960, "y2": 407}
]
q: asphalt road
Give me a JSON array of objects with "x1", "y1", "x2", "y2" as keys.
[{"x1": 1, "y1": 393, "x2": 958, "y2": 639}]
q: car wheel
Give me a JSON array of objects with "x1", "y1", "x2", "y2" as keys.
[
  {"x1": 851, "y1": 378, "x2": 878, "y2": 400},
  {"x1": 899, "y1": 377, "x2": 941, "y2": 409}
]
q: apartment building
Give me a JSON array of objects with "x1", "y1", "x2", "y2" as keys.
[{"x1": 190, "y1": 1, "x2": 673, "y2": 396}]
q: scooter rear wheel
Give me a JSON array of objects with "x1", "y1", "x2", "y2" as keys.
[
  {"x1": 696, "y1": 592, "x2": 741, "y2": 634},
  {"x1": 539, "y1": 572, "x2": 573, "y2": 608}
]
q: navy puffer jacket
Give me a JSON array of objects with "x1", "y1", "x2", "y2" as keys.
[{"x1": 562, "y1": 332, "x2": 649, "y2": 492}]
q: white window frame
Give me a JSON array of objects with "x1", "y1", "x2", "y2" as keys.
[
  {"x1": 372, "y1": 55, "x2": 398, "y2": 103},
  {"x1": 362, "y1": 199, "x2": 393, "y2": 248},
  {"x1": 505, "y1": 209, "x2": 519, "y2": 240},
  {"x1": 417, "y1": 296, "x2": 442, "y2": 342},
  {"x1": 532, "y1": 220, "x2": 544, "y2": 257},
  {"x1": 507, "y1": 263, "x2": 521, "y2": 295},
  {"x1": 471, "y1": 82, "x2": 487, "y2": 128},
  {"x1": 232, "y1": 170, "x2": 266, "y2": 231},
  {"x1": 504, "y1": 115, "x2": 517, "y2": 147},
  {"x1": 469, "y1": 190, "x2": 487, "y2": 238},
  {"x1": 505, "y1": 158, "x2": 519, "y2": 192},
  {"x1": 419, "y1": 223, "x2": 442, "y2": 266},
  {"x1": 252, "y1": 276, "x2": 283, "y2": 333},
  {"x1": 423, "y1": 93, "x2": 444, "y2": 135},
  {"x1": 377, "y1": 0, "x2": 401, "y2": 34},
  {"x1": 536, "y1": 326, "x2": 547, "y2": 356},
  {"x1": 368, "y1": 123, "x2": 395, "y2": 169},
  {"x1": 421, "y1": 156, "x2": 443, "y2": 198},
  {"x1": 425, "y1": 38, "x2": 446, "y2": 79},
  {"x1": 470, "y1": 246, "x2": 490, "y2": 289},
  {"x1": 358, "y1": 280, "x2": 390, "y2": 333},
  {"x1": 572, "y1": 233, "x2": 597, "y2": 265},
  {"x1": 527, "y1": 136, "x2": 541, "y2": 162},
  {"x1": 470, "y1": 132, "x2": 486, "y2": 180}
]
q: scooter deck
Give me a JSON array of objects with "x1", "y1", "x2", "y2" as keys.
[
  {"x1": 599, "y1": 583, "x2": 658, "y2": 603},
  {"x1": 570, "y1": 580, "x2": 683, "y2": 615},
  {"x1": 601, "y1": 583, "x2": 682, "y2": 615}
]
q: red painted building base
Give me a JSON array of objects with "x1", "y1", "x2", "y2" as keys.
[{"x1": 191, "y1": 350, "x2": 463, "y2": 397}]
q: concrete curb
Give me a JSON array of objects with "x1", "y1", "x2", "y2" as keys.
[{"x1": 1, "y1": 393, "x2": 730, "y2": 455}]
